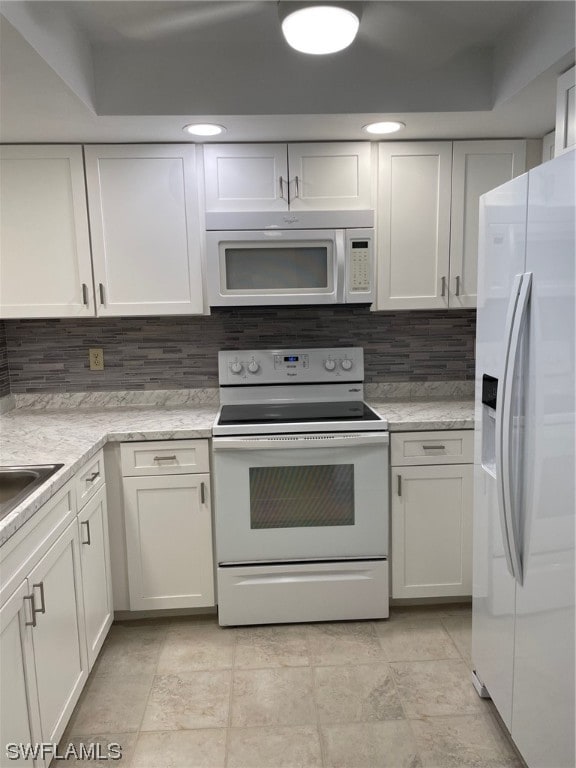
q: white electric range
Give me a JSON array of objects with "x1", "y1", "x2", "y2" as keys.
[{"x1": 212, "y1": 347, "x2": 390, "y2": 626}]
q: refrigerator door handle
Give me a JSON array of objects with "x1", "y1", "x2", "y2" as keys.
[
  {"x1": 495, "y1": 273, "x2": 523, "y2": 582},
  {"x1": 501, "y1": 271, "x2": 532, "y2": 586}
]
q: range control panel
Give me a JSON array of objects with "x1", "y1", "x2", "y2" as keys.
[{"x1": 218, "y1": 347, "x2": 364, "y2": 385}]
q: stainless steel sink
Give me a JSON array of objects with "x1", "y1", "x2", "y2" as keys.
[{"x1": 0, "y1": 464, "x2": 64, "y2": 521}]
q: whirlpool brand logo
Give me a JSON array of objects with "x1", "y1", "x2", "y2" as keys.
[{"x1": 283, "y1": 215, "x2": 299, "y2": 224}]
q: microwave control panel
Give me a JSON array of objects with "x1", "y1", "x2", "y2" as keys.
[{"x1": 349, "y1": 240, "x2": 371, "y2": 292}]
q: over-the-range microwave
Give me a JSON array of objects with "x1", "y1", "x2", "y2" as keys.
[{"x1": 204, "y1": 210, "x2": 374, "y2": 307}]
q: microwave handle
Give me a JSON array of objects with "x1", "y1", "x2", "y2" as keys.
[{"x1": 335, "y1": 230, "x2": 346, "y2": 303}]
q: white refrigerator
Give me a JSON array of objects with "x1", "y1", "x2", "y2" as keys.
[{"x1": 472, "y1": 149, "x2": 575, "y2": 768}]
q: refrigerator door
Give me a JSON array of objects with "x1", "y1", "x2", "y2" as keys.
[
  {"x1": 511, "y1": 151, "x2": 575, "y2": 768},
  {"x1": 472, "y1": 173, "x2": 528, "y2": 729}
]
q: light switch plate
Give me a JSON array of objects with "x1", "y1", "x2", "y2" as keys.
[{"x1": 89, "y1": 348, "x2": 104, "y2": 371}]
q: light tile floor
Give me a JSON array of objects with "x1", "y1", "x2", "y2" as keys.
[{"x1": 59, "y1": 604, "x2": 526, "y2": 768}]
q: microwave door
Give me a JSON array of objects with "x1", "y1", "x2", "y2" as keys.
[{"x1": 206, "y1": 230, "x2": 339, "y2": 306}]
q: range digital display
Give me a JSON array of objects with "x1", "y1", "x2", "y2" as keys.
[{"x1": 284, "y1": 356, "x2": 299, "y2": 362}]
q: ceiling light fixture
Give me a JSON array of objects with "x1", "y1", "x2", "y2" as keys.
[
  {"x1": 281, "y1": 4, "x2": 360, "y2": 55},
  {"x1": 362, "y1": 121, "x2": 406, "y2": 135},
  {"x1": 183, "y1": 123, "x2": 226, "y2": 137}
]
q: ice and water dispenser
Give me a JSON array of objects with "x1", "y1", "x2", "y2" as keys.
[{"x1": 481, "y1": 374, "x2": 498, "y2": 477}]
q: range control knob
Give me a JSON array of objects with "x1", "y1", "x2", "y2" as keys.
[
  {"x1": 341, "y1": 359, "x2": 353, "y2": 371},
  {"x1": 230, "y1": 361, "x2": 244, "y2": 375},
  {"x1": 324, "y1": 359, "x2": 336, "y2": 371},
  {"x1": 247, "y1": 360, "x2": 260, "y2": 374}
]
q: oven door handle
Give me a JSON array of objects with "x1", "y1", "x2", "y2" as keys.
[{"x1": 212, "y1": 433, "x2": 389, "y2": 451}]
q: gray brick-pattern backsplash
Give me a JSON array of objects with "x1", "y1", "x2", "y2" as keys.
[
  {"x1": 0, "y1": 321, "x2": 9, "y2": 397},
  {"x1": 2, "y1": 307, "x2": 476, "y2": 393}
]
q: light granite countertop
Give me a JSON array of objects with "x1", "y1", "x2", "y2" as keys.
[{"x1": 0, "y1": 394, "x2": 474, "y2": 546}]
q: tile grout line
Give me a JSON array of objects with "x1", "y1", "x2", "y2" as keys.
[
  {"x1": 305, "y1": 624, "x2": 328, "y2": 768},
  {"x1": 223, "y1": 626, "x2": 239, "y2": 768}
]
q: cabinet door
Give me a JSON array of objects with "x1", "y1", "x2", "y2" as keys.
[
  {"x1": 555, "y1": 65, "x2": 575, "y2": 156},
  {"x1": 450, "y1": 140, "x2": 526, "y2": 309},
  {"x1": 123, "y1": 473, "x2": 214, "y2": 610},
  {"x1": 78, "y1": 486, "x2": 113, "y2": 670},
  {"x1": 27, "y1": 522, "x2": 88, "y2": 745},
  {"x1": 391, "y1": 463, "x2": 473, "y2": 599},
  {"x1": 204, "y1": 144, "x2": 288, "y2": 212},
  {"x1": 288, "y1": 142, "x2": 372, "y2": 211},
  {"x1": 85, "y1": 145, "x2": 203, "y2": 316},
  {"x1": 0, "y1": 145, "x2": 94, "y2": 319},
  {"x1": 0, "y1": 582, "x2": 43, "y2": 768},
  {"x1": 377, "y1": 142, "x2": 452, "y2": 310}
]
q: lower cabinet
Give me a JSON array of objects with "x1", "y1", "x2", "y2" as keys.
[
  {"x1": 27, "y1": 521, "x2": 88, "y2": 745},
  {"x1": 78, "y1": 486, "x2": 113, "y2": 668},
  {"x1": 390, "y1": 430, "x2": 474, "y2": 599},
  {"x1": 121, "y1": 440, "x2": 215, "y2": 611},
  {"x1": 0, "y1": 581, "x2": 42, "y2": 767}
]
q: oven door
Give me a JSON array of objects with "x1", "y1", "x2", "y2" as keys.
[
  {"x1": 206, "y1": 229, "x2": 343, "y2": 306},
  {"x1": 212, "y1": 432, "x2": 389, "y2": 563}
]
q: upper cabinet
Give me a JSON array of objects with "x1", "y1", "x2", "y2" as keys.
[
  {"x1": 555, "y1": 65, "x2": 576, "y2": 157},
  {"x1": 449, "y1": 140, "x2": 526, "y2": 308},
  {"x1": 376, "y1": 140, "x2": 527, "y2": 310},
  {"x1": 377, "y1": 142, "x2": 452, "y2": 310},
  {"x1": 0, "y1": 145, "x2": 94, "y2": 319},
  {"x1": 203, "y1": 142, "x2": 372, "y2": 212},
  {"x1": 84, "y1": 145, "x2": 204, "y2": 316}
]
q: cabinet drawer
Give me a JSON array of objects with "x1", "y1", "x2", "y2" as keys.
[
  {"x1": 120, "y1": 440, "x2": 210, "y2": 476},
  {"x1": 391, "y1": 430, "x2": 473, "y2": 466},
  {"x1": 75, "y1": 450, "x2": 105, "y2": 510}
]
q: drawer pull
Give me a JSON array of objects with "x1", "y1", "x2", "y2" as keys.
[
  {"x1": 86, "y1": 471, "x2": 100, "y2": 483},
  {"x1": 154, "y1": 455, "x2": 177, "y2": 462},
  {"x1": 33, "y1": 582, "x2": 46, "y2": 615},
  {"x1": 81, "y1": 520, "x2": 91, "y2": 546},
  {"x1": 200, "y1": 481, "x2": 206, "y2": 504},
  {"x1": 397, "y1": 474, "x2": 402, "y2": 497},
  {"x1": 422, "y1": 444, "x2": 446, "y2": 451},
  {"x1": 24, "y1": 594, "x2": 36, "y2": 627}
]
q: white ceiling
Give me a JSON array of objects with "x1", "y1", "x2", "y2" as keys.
[{"x1": 0, "y1": 1, "x2": 574, "y2": 142}]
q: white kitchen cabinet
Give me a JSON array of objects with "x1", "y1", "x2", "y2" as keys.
[
  {"x1": 390, "y1": 431, "x2": 473, "y2": 599},
  {"x1": 121, "y1": 440, "x2": 214, "y2": 611},
  {"x1": 377, "y1": 142, "x2": 452, "y2": 310},
  {"x1": 0, "y1": 581, "x2": 43, "y2": 768},
  {"x1": 449, "y1": 140, "x2": 527, "y2": 308},
  {"x1": 377, "y1": 140, "x2": 527, "y2": 310},
  {"x1": 542, "y1": 131, "x2": 556, "y2": 163},
  {"x1": 77, "y1": 486, "x2": 113, "y2": 669},
  {"x1": 84, "y1": 145, "x2": 204, "y2": 316},
  {"x1": 204, "y1": 142, "x2": 372, "y2": 212},
  {"x1": 0, "y1": 145, "x2": 94, "y2": 319},
  {"x1": 555, "y1": 65, "x2": 576, "y2": 156},
  {"x1": 27, "y1": 521, "x2": 88, "y2": 744}
]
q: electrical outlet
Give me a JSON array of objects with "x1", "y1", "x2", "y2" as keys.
[{"x1": 89, "y1": 348, "x2": 104, "y2": 371}]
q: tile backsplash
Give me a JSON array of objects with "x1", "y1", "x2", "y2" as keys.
[{"x1": 1, "y1": 307, "x2": 476, "y2": 394}]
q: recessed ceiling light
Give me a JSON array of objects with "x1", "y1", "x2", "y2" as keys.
[
  {"x1": 183, "y1": 123, "x2": 226, "y2": 137},
  {"x1": 281, "y1": 5, "x2": 360, "y2": 55},
  {"x1": 362, "y1": 121, "x2": 406, "y2": 135}
]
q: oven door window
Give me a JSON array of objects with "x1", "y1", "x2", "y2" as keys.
[
  {"x1": 223, "y1": 243, "x2": 332, "y2": 293},
  {"x1": 249, "y1": 464, "x2": 354, "y2": 529}
]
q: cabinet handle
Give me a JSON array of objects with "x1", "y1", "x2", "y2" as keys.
[
  {"x1": 293, "y1": 175, "x2": 300, "y2": 199},
  {"x1": 279, "y1": 177, "x2": 286, "y2": 200},
  {"x1": 441, "y1": 276, "x2": 447, "y2": 297},
  {"x1": 422, "y1": 444, "x2": 446, "y2": 451},
  {"x1": 154, "y1": 455, "x2": 177, "y2": 462},
  {"x1": 397, "y1": 474, "x2": 402, "y2": 497},
  {"x1": 200, "y1": 481, "x2": 206, "y2": 504},
  {"x1": 86, "y1": 471, "x2": 100, "y2": 483},
  {"x1": 81, "y1": 520, "x2": 91, "y2": 546},
  {"x1": 32, "y1": 582, "x2": 46, "y2": 615},
  {"x1": 99, "y1": 283, "x2": 105, "y2": 305},
  {"x1": 24, "y1": 594, "x2": 36, "y2": 627},
  {"x1": 455, "y1": 275, "x2": 461, "y2": 296},
  {"x1": 82, "y1": 283, "x2": 89, "y2": 306}
]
